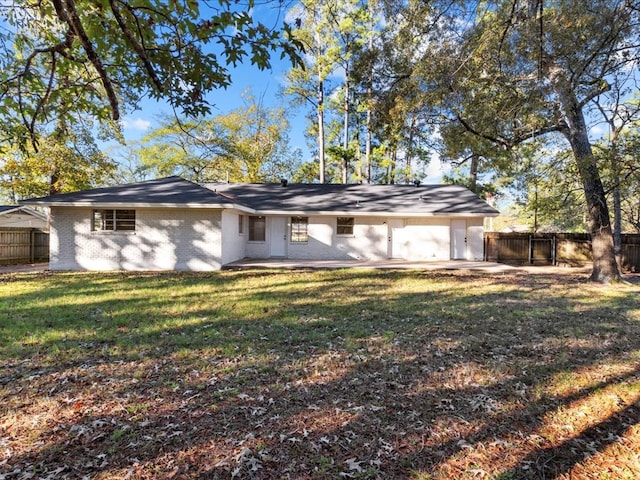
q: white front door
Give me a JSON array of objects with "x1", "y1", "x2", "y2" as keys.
[
  {"x1": 387, "y1": 218, "x2": 404, "y2": 259},
  {"x1": 451, "y1": 219, "x2": 467, "y2": 260},
  {"x1": 270, "y1": 217, "x2": 287, "y2": 257}
]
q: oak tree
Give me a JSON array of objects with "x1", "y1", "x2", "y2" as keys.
[
  {"x1": 0, "y1": 0, "x2": 302, "y2": 148},
  {"x1": 431, "y1": 0, "x2": 640, "y2": 282}
]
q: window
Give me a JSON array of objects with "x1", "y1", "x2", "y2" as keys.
[
  {"x1": 93, "y1": 209, "x2": 136, "y2": 231},
  {"x1": 238, "y1": 215, "x2": 245, "y2": 235},
  {"x1": 290, "y1": 216, "x2": 308, "y2": 243},
  {"x1": 337, "y1": 217, "x2": 354, "y2": 235},
  {"x1": 248, "y1": 216, "x2": 266, "y2": 241}
]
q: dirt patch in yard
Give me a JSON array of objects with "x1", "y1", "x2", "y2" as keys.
[{"x1": 0, "y1": 262, "x2": 49, "y2": 274}]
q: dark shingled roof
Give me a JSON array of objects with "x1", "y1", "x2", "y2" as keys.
[
  {"x1": 0, "y1": 206, "x2": 20, "y2": 214},
  {"x1": 21, "y1": 176, "x2": 499, "y2": 216},
  {"x1": 208, "y1": 182, "x2": 499, "y2": 216},
  {"x1": 21, "y1": 176, "x2": 238, "y2": 208}
]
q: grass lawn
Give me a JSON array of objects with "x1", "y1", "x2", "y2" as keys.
[{"x1": 1, "y1": 268, "x2": 639, "y2": 479}]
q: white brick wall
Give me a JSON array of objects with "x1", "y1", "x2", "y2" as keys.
[
  {"x1": 221, "y1": 211, "x2": 247, "y2": 264},
  {"x1": 50, "y1": 207, "x2": 223, "y2": 271},
  {"x1": 286, "y1": 216, "x2": 357, "y2": 260},
  {"x1": 255, "y1": 215, "x2": 485, "y2": 262},
  {"x1": 49, "y1": 207, "x2": 488, "y2": 270}
]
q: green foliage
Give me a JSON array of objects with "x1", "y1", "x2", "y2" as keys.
[
  {"x1": 594, "y1": 128, "x2": 640, "y2": 233},
  {"x1": 285, "y1": 0, "x2": 379, "y2": 183},
  {"x1": 291, "y1": 159, "x2": 342, "y2": 183},
  {"x1": 291, "y1": 160, "x2": 321, "y2": 183},
  {"x1": 0, "y1": 0, "x2": 303, "y2": 148},
  {"x1": 138, "y1": 92, "x2": 302, "y2": 183},
  {"x1": 0, "y1": 126, "x2": 117, "y2": 201},
  {"x1": 387, "y1": 0, "x2": 639, "y2": 279},
  {"x1": 508, "y1": 149, "x2": 588, "y2": 233},
  {"x1": 442, "y1": 168, "x2": 498, "y2": 201}
]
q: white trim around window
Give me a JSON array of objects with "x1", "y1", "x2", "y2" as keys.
[
  {"x1": 93, "y1": 209, "x2": 136, "y2": 232},
  {"x1": 336, "y1": 216, "x2": 354, "y2": 236},
  {"x1": 290, "y1": 216, "x2": 308, "y2": 243},
  {"x1": 248, "y1": 215, "x2": 266, "y2": 242}
]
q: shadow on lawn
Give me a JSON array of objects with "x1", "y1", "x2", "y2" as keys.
[
  {"x1": 1, "y1": 269, "x2": 640, "y2": 479},
  {"x1": 505, "y1": 397, "x2": 640, "y2": 479}
]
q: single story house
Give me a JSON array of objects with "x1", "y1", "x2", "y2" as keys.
[
  {"x1": 0, "y1": 205, "x2": 48, "y2": 229},
  {"x1": 21, "y1": 176, "x2": 499, "y2": 271}
]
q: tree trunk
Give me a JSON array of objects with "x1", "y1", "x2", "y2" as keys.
[
  {"x1": 50, "y1": 168, "x2": 60, "y2": 195},
  {"x1": 342, "y1": 154, "x2": 349, "y2": 184},
  {"x1": 405, "y1": 115, "x2": 416, "y2": 184},
  {"x1": 533, "y1": 182, "x2": 538, "y2": 233},
  {"x1": 558, "y1": 89, "x2": 620, "y2": 282},
  {"x1": 613, "y1": 171, "x2": 622, "y2": 270},
  {"x1": 389, "y1": 148, "x2": 397, "y2": 184},
  {"x1": 469, "y1": 153, "x2": 479, "y2": 194},
  {"x1": 317, "y1": 77, "x2": 326, "y2": 184},
  {"x1": 365, "y1": 106, "x2": 372, "y2": 184},
  {"x1": 342, "y1": 69, "x2": 350, "y2": 184},
  {"x1": 365, "y1": 29, "x2": 373, "y2": 184},
  {"x1": 609, "y1": 132, "x2": 622, "y2": 270}
]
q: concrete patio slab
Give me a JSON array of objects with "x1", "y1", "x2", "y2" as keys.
[{"x1": 223, "y1": 258, "x2": 518, "y2": 272}]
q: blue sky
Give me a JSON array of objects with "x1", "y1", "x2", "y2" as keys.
[
  {"x1": 116, "y1": 43, "x2": 311, "y2": 163},
  {"x1": 115, "y1": 2, "x2": 449, "y2": 183},
  {"x1": 118, "y1": 2, "x2": 304, "y2": 145},
  {"x1": 119, "y1": 62, "x2": 297, "y2": 142},
  {"x1": 118, "y1": 63, "x2": 450, "y2": 184}
]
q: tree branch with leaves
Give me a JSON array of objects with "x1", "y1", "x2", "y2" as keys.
[{"x1": 0, "y1": 0, "x2": 303, "y2": 149}]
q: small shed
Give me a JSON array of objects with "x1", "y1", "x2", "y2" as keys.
[
  {"x1": 0, "y1": 206, "x2": 48, "y2": 229},
  {"x1": 0, "y1": 206, "x2": 49, "y2": 265}
]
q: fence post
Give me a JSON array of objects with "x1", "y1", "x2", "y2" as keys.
[
  {"x1": 30, "y1": 229, "x2": 35, "y2": 263},
  {"x1": 483, "y1": 234, "x2": 487, "y2": 261}
]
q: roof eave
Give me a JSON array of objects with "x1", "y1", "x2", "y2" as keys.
[
  {"x1": 255, "y1": 210, "x2": 499, "y2": 217},
  {"x1": 23, "y1": 201, "x2": 253, "y2": 212},
  {"x1": 0, "y1": 206, "x2": 22, "y2": 215},
  {"x1": 1, "y1": 205, "x2": 49, "y2": 219}
]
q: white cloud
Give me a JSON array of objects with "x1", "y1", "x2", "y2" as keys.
[
  {"x1": 121, "y1": 117, "x2": 152, "y2": 131},
  {"x1": 589, "y1": 123, "x2": 607, "y2": 139},
  {"x1": 423, "y1": 158, "x2": 451, "y2": 184}
]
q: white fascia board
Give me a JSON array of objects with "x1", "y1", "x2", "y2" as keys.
[
  {"x1": 1, "y1": 205, "x2": 48, "y2": 219},
  {"x1": 225, "y1": 205, "x2": 257, "y2": 214},
  {"x1": 0, "y1": 206, "x2": 21, "y2": 215},
  {"x1": 21, "y1": 206, "x2": 49, "y2": 220},
  {"x1": 27, "y1": 201, "x2": 254, "y2": 212},
  {"x1": 255, "y1": 210, "x2": 497, "y2": 218}
]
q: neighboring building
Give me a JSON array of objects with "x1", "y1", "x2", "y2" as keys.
[
  {"x1": 21, "y1": 176, "x2": 499, "y2": 271},
  {"x1": 0, "y1": 206, "x2": 48, "y2": 230}
]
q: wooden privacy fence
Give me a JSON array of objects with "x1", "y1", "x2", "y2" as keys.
[
  {"x1": 484, "y1": 232, "x2": 640, "y2": 272},
  {"x1": 0, "y1": 228, "x2": 49, "y2": 265}
]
